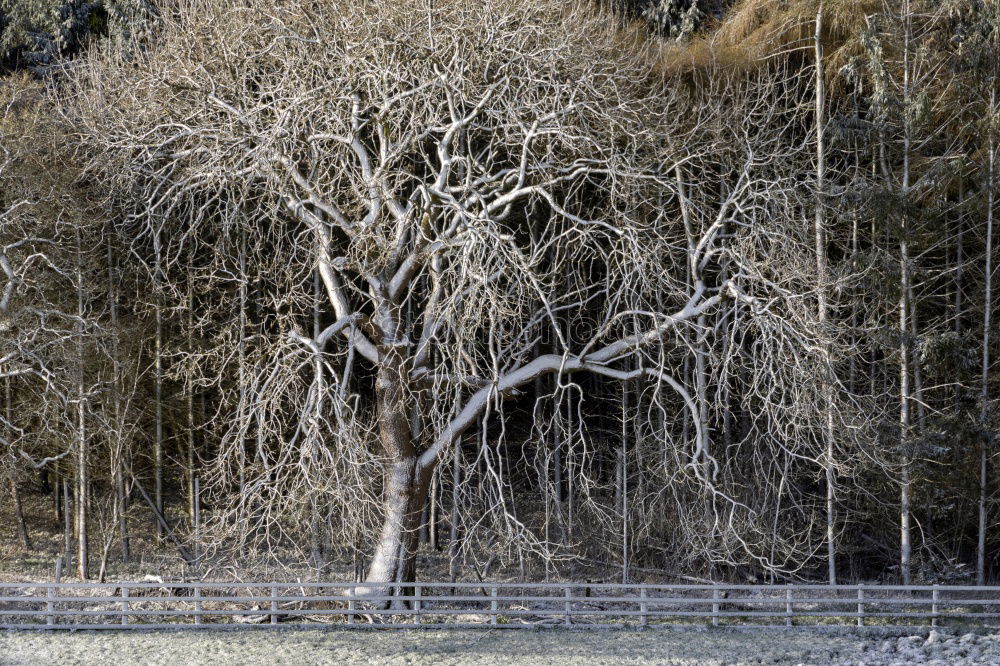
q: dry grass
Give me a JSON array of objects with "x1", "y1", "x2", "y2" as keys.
[{"x1": 581, "y1": 0, "x2": 884, "y2": 84}]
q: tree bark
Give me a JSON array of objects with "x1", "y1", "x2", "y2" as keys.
[
  {"x1": 356, "y1": 345, "x2": 431, "y2": 601},
  {"x1": 11, "y1": 479, "x2": 31, "y2": 552}
]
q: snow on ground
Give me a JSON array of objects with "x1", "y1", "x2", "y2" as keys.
[{"x1": 2, "y1": 628, "x2": 1000, "y2": 665}]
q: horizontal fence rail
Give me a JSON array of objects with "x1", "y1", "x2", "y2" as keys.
[{"x1": 1, "y1": 582, "x2": 999, "y2": 630}]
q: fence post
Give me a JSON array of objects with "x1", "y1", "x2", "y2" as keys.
[
  {"x1": 414, "y1": 585, "x2": 422, "y2": 625},
  {"x1": 711, "y1": 588, "x2": 720, "y2": 627},
  {"x1": 271, "y1": 584, "x2": 278, "y2": 625},
  {"x1": 490, "y1": 586, "x2": 498, "y2": 626},
  {"x1": 194, "y1": 582, "x2": 202, "y2": 625},
  {"x1": 193, "y1": 477, "x2": 201, "y2": 574},
  {"x1": 120, "y1": 585, "x2": 129, "y2": 626},
  {"x1": 347, "y1": 598, "x2": 356, "y2": 625},
  {"x1": 857, "y1": 588, "x2": 864, "y2": 627},
  {"x1": 932, "y1": 585, "x2": 939, "y2": 628},
  {"x1": 46, "y1": 584, "x2": 55, "y2": 627},
  {"x1": 785, "y1": 586, "x2": 792, "y2": 628},
  {"x1": 564, "y1": 587, "x2": 572, "y2": 626},
  {"x1": 640, "y1": 587, "x2": 648, "y2": 628},
  {"x1": 50, "y1": 557, "x2": 62, "y2": 627}
]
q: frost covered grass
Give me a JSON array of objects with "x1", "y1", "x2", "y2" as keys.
[{"x1": 3, "y1": 628, "x2": 1000, "y2": 665}]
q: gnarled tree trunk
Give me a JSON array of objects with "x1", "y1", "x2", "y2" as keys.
[{"x1": 355, "y1": 345, "x2": 433, "y2": 604}]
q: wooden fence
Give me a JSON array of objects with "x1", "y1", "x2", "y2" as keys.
[{"x1": 1, "y1": 582, "x2": 999, "y2": 630}]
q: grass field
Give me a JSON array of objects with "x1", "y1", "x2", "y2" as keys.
[{"x1": 2, "y1": 628, "x2": 1000, "y2": 665}]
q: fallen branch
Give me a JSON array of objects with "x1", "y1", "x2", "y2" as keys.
[{"x1": 130, "y1": 476, "x2": 196, "y2": 565}]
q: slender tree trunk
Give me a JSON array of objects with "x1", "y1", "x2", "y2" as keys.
[
  {"x1": 153, "y1": 243, "x2": 164, "y2": 539},
  {"x1": 719, "y1": 303, "x2": 733, "y2": 452},
  {"x1": 909, "y1": 282, "x2": 927, "y2": 432},
  {"x1": 814, "y1": 4, "x2": 837, "y2": 585},
  {"x1": 62, "y1": 476, "x2": 72, "y2": 571},
  {"x1": 899, "y1": 203, "x2": 913, "y2": 587},
  {"x1": 52, "y1": 474, "x2": 60, "y2": 524},
  {"x1": 186, "y1": 257, "x2": 196, "y2": 523},
  {"x1": 428, "y1": 467, "x2": 439, "y2": 551},
  {"x1": 237, "y1": 234, "x2": 248, "y2": 522},
  {"x1": 11, "y1": 479, "x2": 31, "y2": 552},
  {"x1": 565, "y1": 392, "x2": 575, "y2": 547},
  {"x1": 620, "y1": 375, "x2": 629, "y2": 584},
  {"x1": 679, "y1": 170, "x2": 693, "y2": 459},
  {"x1": 553, "y1": 434, "x2": 563, "y2": 510},
  {"x1": 309, "y1": 270, "x2": 324, "y2": 568},
  {"x1": 978, "y1": 94, "x2": 995, "y2": 586},
  {"x1": 956, "y1": 178, "x2": 965, "y2": 411},
  {"x1": 5, "y1": 379, "x2": 30, "y2": 551},
  {"x1": 849, "y1": 211, "x2": 860, "y2": 394},
  {"x1": 107, "y1": 237, "x2": 130, "y2": 564},
  {"x1": 193, "y1": 476, "x2": 201, "y2": 573},
  {"x1": 614, "y1": 430, "x2": 623, "y2": 516},
  {"x1": 695, "y1": 309, "x2": 710, "y2": 479},
  {"x1": 76, "y1": 231, "x2": 89, "y2": 580},
  {"x1": 116, "y1": 470, "x2": 129, "y2": 565},
  {"x1": 449, "y1": 427, "x2": 462, "y2": 583},
  {"x1": 553, "y1": 381, "x2": 565, "y2": 546},
  {"x1": 898, "y1": 0, "x2": 914, "y2": 586}
]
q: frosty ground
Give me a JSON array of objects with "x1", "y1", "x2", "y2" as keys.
[{"x1": 2, "y1": 628, "x2": 1000, "y2": 665}]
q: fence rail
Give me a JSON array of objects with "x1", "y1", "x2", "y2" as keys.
[{"x1": 1, "y1": 581, "x2": 998, "y2": 630}]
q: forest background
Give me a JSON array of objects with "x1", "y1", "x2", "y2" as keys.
[{"x1": 0, "y1": 0, "x2": 998, "y2": 601}]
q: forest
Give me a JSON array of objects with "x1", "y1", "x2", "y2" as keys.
[{"x1": 0, "y1": 0, "x2": 997, "y2": 603}]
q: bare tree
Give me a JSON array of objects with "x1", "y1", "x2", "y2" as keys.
[{"x1": 61, "y1": 0, "x2": 856, "y2": 595}]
